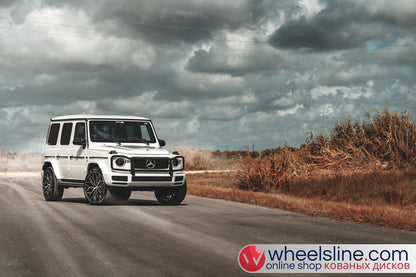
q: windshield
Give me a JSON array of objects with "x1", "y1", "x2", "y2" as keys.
[{"x1": 89, "y1": 121, "x2": 156, "y2": 143}]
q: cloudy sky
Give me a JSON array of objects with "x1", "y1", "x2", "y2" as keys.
[{"x1": 0, "y1": 0, "x2": 415, "y2": 152}]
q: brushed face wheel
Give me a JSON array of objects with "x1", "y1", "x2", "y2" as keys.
[
  {"x1": 42, "y1": 168, "x2": 53, "y2": 199},
  {"x1": 84, "y1": 168, "x2": 109, "y2": 205},
  {"x1": 42, "y1": 167, "x2": 64, "y2": 201}
]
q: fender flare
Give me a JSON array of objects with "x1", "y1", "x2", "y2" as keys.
[{"x1": 42, "y1": 159, "x2": 63, "y2": 179}]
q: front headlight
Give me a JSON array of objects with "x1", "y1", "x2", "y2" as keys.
[
  {"x1": 111, "y1": 156, "x2": 131, "y2": 171},
  {"x1": 171, "y1": 156, "x2": 184, "y2": 171}
]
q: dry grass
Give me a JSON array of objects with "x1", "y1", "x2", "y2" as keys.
[
  {"x1": 235, "y1": 109, "x2": 416, "y2": 193},
  {"x1": 186, "y1": 172, "x2": 238, "y2": 189},
  {"x1": 187, "y1": 172, "x2": 416, "y2": 231},
  {"x1": 279, "y1": 168, "x2": 416, "y2": 208},
  {"x1": 187, "y1": 109, "x2": 416, "y2": 232},
  {"x1": 0, "y1": 151, "x2": 43, "y2": 172},
  {"x1": 306, "y1": 108, "x2": 416, "y2": 170},
  {"x1": 236, "y1": 147, "x2": 309, "y2": 192},
  {"x1": 172, "y1": 147, "x2": 237, "y2": 170},
  {"x1": 171, "y1": 147, "x2": 214, "y2": 170}
]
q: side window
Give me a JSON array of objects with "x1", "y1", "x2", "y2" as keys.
[
  {"x1": 60, "y1": 123, "x2": 73, "y2": 145},
  {"x1": 140, "y1": 123, "x2": 156, "y2": 142},
  {"x1": 47, "y1": 123, "x2": 60, "y2": 145},
  {"x1": 74, "y1": 122, "x2": 86, "y2": 141},
  {"x1": 140, "y1": 125, "x2": 151, "y2": 141}
]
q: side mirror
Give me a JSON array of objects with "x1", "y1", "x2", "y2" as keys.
[
  {"x1": 73, "y1": 137, "x2": 86, "y2": 148},
  {"x1": 159, "y1": 139, "x2": 166, "y2": 147}
]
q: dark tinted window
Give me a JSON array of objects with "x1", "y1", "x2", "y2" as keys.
[
  {"x1": 89, "y1": 121, "x2": 156, "y2": 143},
  {"x1": 74, "y1": 122, "x2": 85, "y2": 141},
  {"x1": 47, "y1": 123, "x2": 60, "y2": 145},
  {"x1": 60, "y1": 123, "x2": 73, "y2": 145}
]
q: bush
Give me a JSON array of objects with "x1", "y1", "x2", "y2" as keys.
[
  {"x1": 307, "y1": 108, "x2": 416, "y2": 169},
  {"x1": 236, "y1": 148, "x2": 308, "y2": 192},
  {"x1": 236, "y1": 108, "x2": 416, "y2": 192}
]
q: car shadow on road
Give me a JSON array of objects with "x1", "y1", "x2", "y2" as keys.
[{"x1": 60, "y1": 197, "x2": 188, "y2": 206}]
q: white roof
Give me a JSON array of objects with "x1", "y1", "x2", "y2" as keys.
[{"x1": 51, "y1": 114, "x2": 150, "y2": 121}]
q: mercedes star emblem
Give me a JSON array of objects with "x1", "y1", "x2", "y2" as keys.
[{"x1": 145, "y1": 159, "x2": 156, "y2": 169}]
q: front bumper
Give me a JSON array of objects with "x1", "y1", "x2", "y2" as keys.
[
  {"x1": 106, "y1": 155, "x2": 186, "y2": 188},
  {"x1": 104, "y1": 171, "x2": 186, "y2": 188}
]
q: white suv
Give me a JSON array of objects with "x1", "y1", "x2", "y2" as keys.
[{"x1": 42, "y1": 115, "x2": 186, "y2": 205}]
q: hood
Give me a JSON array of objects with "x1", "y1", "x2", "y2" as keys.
[{"x1": 90, "y1": 144, "x2": 171, "y2": 156}]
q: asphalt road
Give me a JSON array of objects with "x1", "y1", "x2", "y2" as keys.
[{"x1": 0, "y1": 172, "x2": 415, "y2": 277}]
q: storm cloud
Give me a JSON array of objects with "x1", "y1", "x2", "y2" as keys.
[
  {"x1": 268, "y1": 1, "x2": 390, "y2": 51},
  {"x1": 0, "y1": 0, "x2": 415, "y2": 152}
]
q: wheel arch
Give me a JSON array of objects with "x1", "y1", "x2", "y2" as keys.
[
  {"x1": 42, "y1": 162, "x2": 52, "y2": 171},
  {"x1": 87, "y1": 162, "x2": 101, "y2": 172},
  {"x1": 42, "y1": 160, "x2": 63, "y2": 179}
]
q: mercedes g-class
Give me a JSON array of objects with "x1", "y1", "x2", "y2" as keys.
[{"x1": 42, "y1": 115, "x2": 186, "y2": 205}]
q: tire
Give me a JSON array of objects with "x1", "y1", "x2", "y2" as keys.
[
  {"x1": 155, "y1": 181, "x2": 187, "y2": 205},
  {"x1": 84, "y1": 168, "x2": 112, "y2": 205},
  {"x1": 112, "y1": 188, "x2": 131, "y2": 201},
  {"x1": 42, "y1": 167, "x2": 64, "y2": 201}
]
